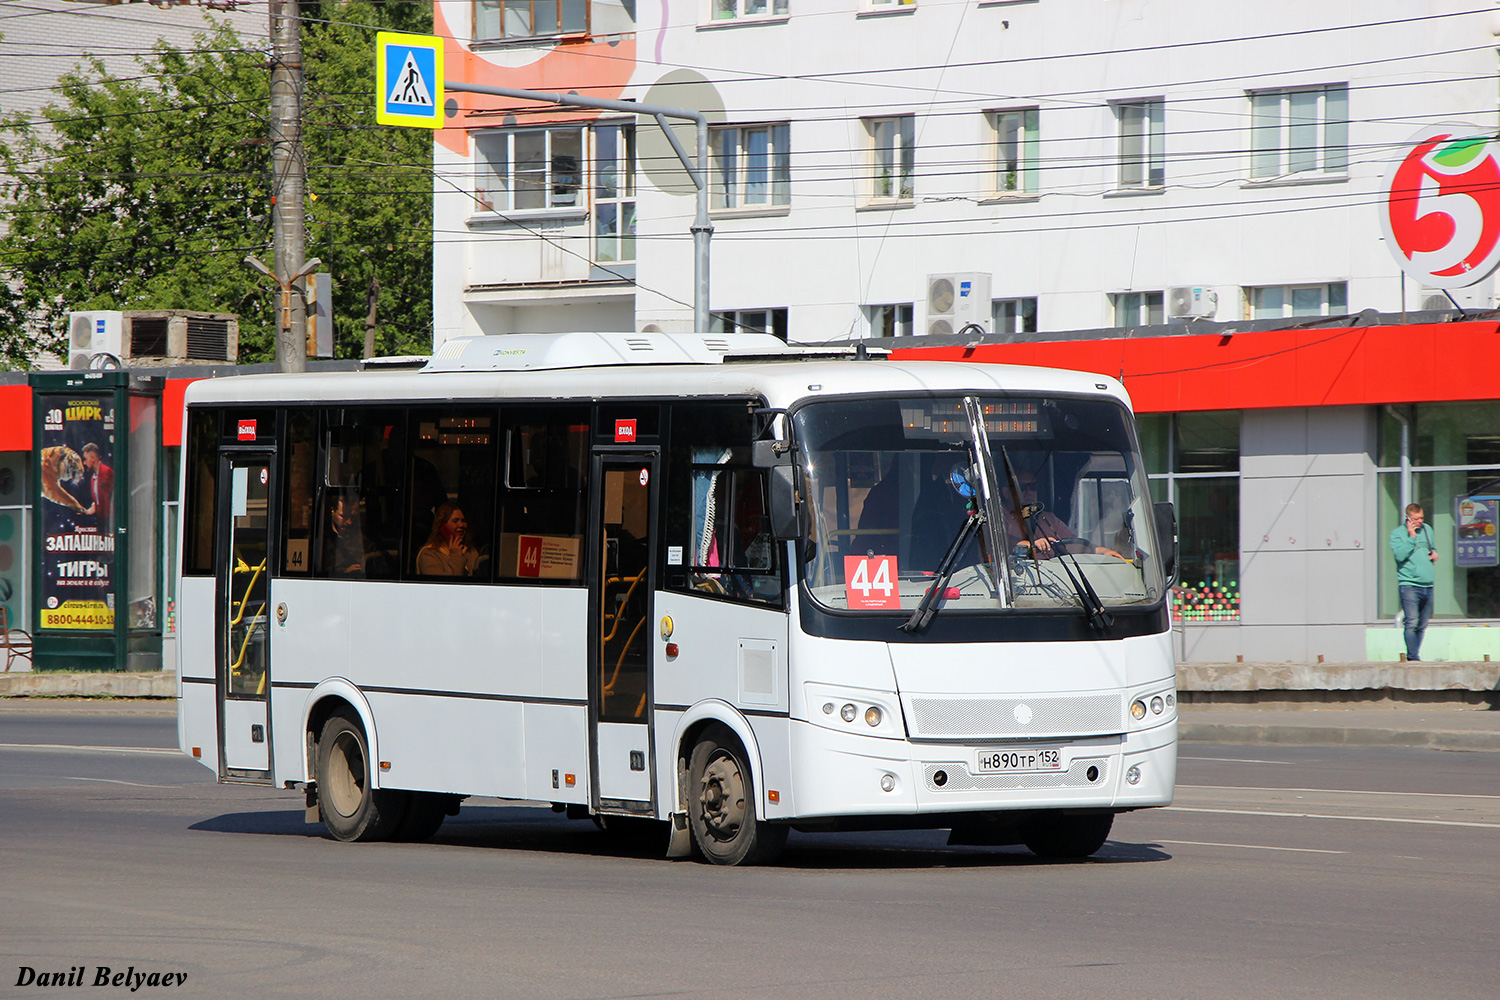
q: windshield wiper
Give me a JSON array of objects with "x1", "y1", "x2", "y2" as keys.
[{"x1": 901, "y1": 510, "x2": 982, "y2": 634}]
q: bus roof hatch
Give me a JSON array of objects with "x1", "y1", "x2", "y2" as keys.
[{"x1": 422, "y1": 332, "x2": 795, "y2": 373}]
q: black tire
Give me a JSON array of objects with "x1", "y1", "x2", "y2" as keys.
[
  {"x1": 1022, "y1": 812, "x2": 1114, "y2": 860},
  {"x1": 686, "y1": 723, "x2": 787, "y2": 866},
  {"x1": 393, "y1": 792, "x2": 450, "y2": 843},
  {"x1": 315, "y1": 709, "x2": 408, "y2": 843}
]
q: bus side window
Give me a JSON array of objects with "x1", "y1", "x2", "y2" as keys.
[
  {"x1": 314, "y1": 409, "x2": 405, "y2": 580},
  {"x1": 181, "y1": 408, "x2": 219, "y2": 576},
  {"x1": 280, "y1": 410, "x2": 315, "y2": 575},
  {"x1": 667, "y1": 402, "x2": 783, "y2": 608},
  {"x1": 406, "y1": 409, "x2": 497, "y2": 581},
  {"x1": 496, "y1": 407, "x2": 589, "y2": 582}
]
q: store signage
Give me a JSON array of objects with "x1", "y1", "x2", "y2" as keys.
[
  {"x1": 1380, "y1": 124, "x2": 1500, "y2": 288},
  {"x1": 1455, "y1": 496, "x2": 1499, "y2": 567},
  {"x1": 37, "y1": 394, "x2": 115, "y2": 630}
]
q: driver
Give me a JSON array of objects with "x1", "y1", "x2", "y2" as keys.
[{"x1": 1004, "y1": 471, "x2": 1126, "y2": 561}]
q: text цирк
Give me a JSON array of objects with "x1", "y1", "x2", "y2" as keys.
[{"x1": 15, "y1": 966, "x2": 188, "y2": 991}]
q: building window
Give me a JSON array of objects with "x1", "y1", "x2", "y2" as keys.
[
  {"x1": 1115, "y1": 99, "x2": 1164, "y2": 189},
  {"x1": 1112, "y1": 291, "x2": 1164, "y2": 326},
  {"x1": 864, "y1": 303, "x2": 913, "y2": 338},
  {"x1": 1249, "y1": 282, "x2": 1347, "y2": 319},
  {"x1": 992, "y1": 297, "x2": 1037, "y2": 334},
  {"x1": 474, "y1": 0, "x2": 588, "y2": 42},
  {"x1": 1138, "y1": 412, "x2": 1241, "y2": 622},
  {"x1": 1378, "y1": 402, "x2": 1500, "y2": 623},
  {"x1": 594, "y1": 124, "x2": 636, "y2": 263},
  {"x1": 710, "y1": 309, "x2": 788, "y2": 340},
  {"x1": 712, "y1": 0, "x2": 789, "y2": 21},
  {"x1": 475, "y1": 127, "x2": 583, "y2": 212},
  {"x1": 990, "y1": 108, "x2": 1038, "y2": 195},
  {"x1": 866, "y1": 115, "x2": 914, "y2": 202},
  {"x1": 1249, "y1": 85, "x2": 1348, "y2": 180},
  {"x1": 711, "y1": 123, "x2": 790, "y2": 210}
]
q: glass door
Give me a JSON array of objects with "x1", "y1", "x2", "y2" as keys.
[{"x1": 217, "y1": 452, "x2": 274, "y2": 780}]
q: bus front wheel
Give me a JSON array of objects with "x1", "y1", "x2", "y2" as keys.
[
  {"x1": 686, "y1": 724, "x2": 787, "y2": 866},
  {"x1": 1022, "y1": 811, "x2": 1114, "y2": 860},
  {"x1": 316, "y1": 710, "x2": 407, "y2": 842}
]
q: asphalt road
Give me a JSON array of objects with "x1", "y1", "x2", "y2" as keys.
[{"x1": 1, "y1": 713, "x2": 1497, "y2": 999}]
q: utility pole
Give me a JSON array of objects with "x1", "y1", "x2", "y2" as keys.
[{"x1": 268, "y1": 0, "x2": 308, "y2": 372}]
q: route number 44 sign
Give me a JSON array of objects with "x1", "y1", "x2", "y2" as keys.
[{"x1": 845, "y1": 555, "x2": 900, "y2": 610}]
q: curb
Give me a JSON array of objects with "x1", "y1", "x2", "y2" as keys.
[
  {"x1": 1179, "y1": 722, "x2": 1500, "y2": 752},
  {"x1": 0, "y1": 672, "x2": 175, "y2": 699}
]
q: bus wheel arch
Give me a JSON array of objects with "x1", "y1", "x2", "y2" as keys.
[
  {"x1": 302, "y1": 681, "x2": 380, "y2": 787},
  {"x1": 313, "y1": 707, "x2": 408, "y2": 842},
  {"x1": 671, "y1": 703, "x2": 766, "y2": 822}
]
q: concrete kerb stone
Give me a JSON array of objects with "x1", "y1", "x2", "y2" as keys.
[
  {"x1": 0, "y1": 671, "x2": 175, "y2": 699},
  {"x1": 1179, "y1": 661, "x2": 1500, "y2": 693}
]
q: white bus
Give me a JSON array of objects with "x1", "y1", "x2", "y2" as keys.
[{"x1": 177, "y1": 332, "x2": 1178, "y2": 865}]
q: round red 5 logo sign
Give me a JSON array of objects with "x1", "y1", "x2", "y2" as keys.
[{"x1": 1381, "y1": 124, "x2": 1500, "y2": 289}]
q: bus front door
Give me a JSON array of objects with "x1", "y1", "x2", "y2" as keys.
[
  {"x1": 589, "y1": 453, "x2": 658, "y2": 814},
  {"x1": 215, "y1": 451, "x2": 275, "y2": 783}
]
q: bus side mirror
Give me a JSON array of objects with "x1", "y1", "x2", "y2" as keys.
[
  {"x1": 1153, "y1": 501, "x2": 1178, "y2": 587},
  {"x1": 768, "y1": 465, "x2": 805, "y2": 541}
]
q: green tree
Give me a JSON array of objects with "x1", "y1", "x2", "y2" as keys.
[{"x1": 0, "y1": 2, "x2": 433, "y2": 368}]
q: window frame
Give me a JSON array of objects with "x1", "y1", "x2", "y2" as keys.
[
  {"x1": 1247, "y1": 84, "x2": 1349, "y2": 182},
  {"x1": 710, "y1": 308, "x2": 789, "y2": 340},
  {"x1": 1114, "y1": 98, "x2": 1165, "y2": 190},
  {"x1": 710, "y1": 122, "x2": 791, "y2": 212},
  {"x1": 593, "y1": 122, "x2": 637, "y2": 264},
  {"x1": 1111, "y1": 291, "x2": 1165, "y2": 327},
  {"x1": 1247, "y1": 282, "x2": 1348, "y2": 320},
  {"x1": 708, "y1": 0, "x2": 790, "y2": 23},
  {"x1": 473, "y1": 0, "x2": 589, "y2": 44},
  {"x1": 863, "y1": 303, "x2": 914, "y2": 339},
  {"x1": 989, "y1": 107, "x2": 1039, "y2": 196},
  {"x1": 992, "y1": 296, "x2": 1038, "y2": 334},
  {"x1": 865, "y1": 115, "x2": 915, "y2": 203},
  {"x1": 475, "y1": 125, "x2": 586, "y2": 215}
]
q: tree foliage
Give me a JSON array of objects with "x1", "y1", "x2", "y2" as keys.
[{"x1": 0, "y1": 2, "x2": 433, "y2": 368}]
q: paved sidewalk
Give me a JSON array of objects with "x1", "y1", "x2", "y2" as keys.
[{"x1": 1178, "y1": 704, "x2": 1500, "y2": 752}]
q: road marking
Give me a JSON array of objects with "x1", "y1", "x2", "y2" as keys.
[
  {"x1": 60, "y1": 775, "x2": 181, "y2": 789},
  {"x1": 1180, "y1": 756, "x2": 1294, "y2": 765},
  {"x1": 1164, "y1": 805, "x2": 1500, "y2": 830},
  {"x1": 1158, "y1": 839, "x2": 1346, "y2": 854},
  {"x1": 0, "y1": 742, "x2": 179, "y2": 757},
  {"x1": 1181, "y1": 783, "x2": 1500, "y2": 801}
]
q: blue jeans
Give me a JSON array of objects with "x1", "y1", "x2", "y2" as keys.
[{"x1": 1399, "y1": 585, "x2": 1434, "y2": 661}]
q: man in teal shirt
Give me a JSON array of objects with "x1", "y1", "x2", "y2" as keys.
[{"x1": 1389, "y1": 503, "x2": 1438, "y2": 661}]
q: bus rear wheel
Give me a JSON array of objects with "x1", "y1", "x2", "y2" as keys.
[
  {"x1": 687, "y1": 724, "x2": 787, "y2": 866},
  {"x1": 316, "y1": 709, "x2": 407, "y2": 842},
  {"x1": 1022, "y1": 811, "x2": 1114, "y2": 860}
]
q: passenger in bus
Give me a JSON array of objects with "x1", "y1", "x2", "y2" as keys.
[
  {"x1": 416, "y1": 502, "x2": 480, "y2": 577},
  {"x1": 326, "y1": 493, "x2": 368, "y2": 577},
  {"x1": 1003, "y1": 471, "x2": 1125, "y2": 560}
]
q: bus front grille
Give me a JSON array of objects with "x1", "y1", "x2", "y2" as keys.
[{"x1": 906, "y1": 693, "x2": 1122, "y2": 740}]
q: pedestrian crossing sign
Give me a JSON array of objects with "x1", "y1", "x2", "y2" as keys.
[{"x1": 376, "y1": 32, "x2": 444, "y2": 129}]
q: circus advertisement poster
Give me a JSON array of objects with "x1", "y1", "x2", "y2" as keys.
[{"x1": 37, "y1": 394, "x2": 116, "y2": 630}]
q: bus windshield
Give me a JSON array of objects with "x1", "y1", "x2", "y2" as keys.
[{"x1": 795, "y1": 394, "x2": 1166, "y2": 615}]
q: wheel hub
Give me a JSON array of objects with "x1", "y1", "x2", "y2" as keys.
[{"x1": 698, "y1": 754, "x2": 745, "y2": 840}]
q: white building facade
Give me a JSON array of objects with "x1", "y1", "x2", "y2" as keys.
[
  {"x1": 431, "y1": 1, "x2": 1500, "y2": 344},
  {"x1": 430, "y1": 2, "x2": 1500, "y2": 668}
]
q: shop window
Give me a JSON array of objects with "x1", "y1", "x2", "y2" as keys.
[
  {"x1": 1377, "y1": 402, "x2": 1500, "y2": 620},
  {"x1": 1139, "y1": 411, "x2": 1241, "y2": 622}
]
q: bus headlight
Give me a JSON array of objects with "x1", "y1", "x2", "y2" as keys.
[
  {"x1": 804, "y1": 683, "x2": 903, "y2": 739},
  {"x1": 1130, "y1": 699, "x2": 1147, "y2": 721}
]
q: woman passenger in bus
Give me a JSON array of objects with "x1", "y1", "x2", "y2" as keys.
[{"x1": 416, "y1": 502, "x2": 480, "y2": 577}]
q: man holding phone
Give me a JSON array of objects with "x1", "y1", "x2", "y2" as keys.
[{"x1": 1389, "y1": 503, "x2": 1438, "y2": 661}]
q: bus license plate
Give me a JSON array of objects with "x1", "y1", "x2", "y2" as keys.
[{"x1": 975, "y1": 748, "x2": 1062, "y2": 773}]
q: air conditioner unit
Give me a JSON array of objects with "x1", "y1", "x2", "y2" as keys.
[
  {"x1": 926, "y1": 272, "x2": 992, "y2": 337},
  {"x1": 67, "y1": 311, "x2": 123, "y2": 369},
  {"x1": 1166, "y1": 286, "x2": 1218, "y2": 320}
]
